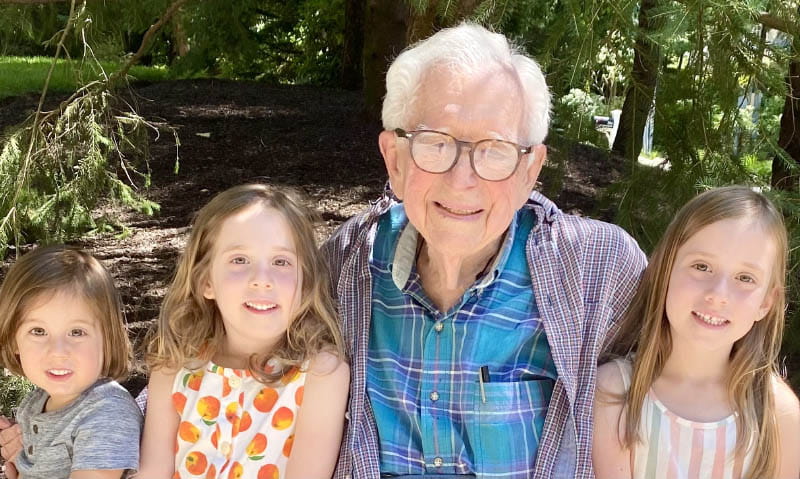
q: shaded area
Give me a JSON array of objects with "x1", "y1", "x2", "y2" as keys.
[{"x1": 0, "y1": 79, "x2": 623, "y2": 396}]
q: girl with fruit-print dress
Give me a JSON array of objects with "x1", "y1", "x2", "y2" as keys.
[{"x1": 137, "y1": 184, "x2": 349, "y2": 479}]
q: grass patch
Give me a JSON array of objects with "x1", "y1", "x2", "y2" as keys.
[{"x1": 0, "y1": 56, "x2": 168, "y2": 100}]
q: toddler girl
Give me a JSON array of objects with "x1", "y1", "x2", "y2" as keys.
[
  {"x1": 0, "y1": 245, "x2": 142, "y2": 479},
  {"x1": 593, "y1": 186, "x2": 800, "y2": 479},
  {"x1": 138, "y1": 184, "x2": 349, "y2": 479}
]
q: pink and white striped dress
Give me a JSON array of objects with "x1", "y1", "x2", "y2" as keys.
[{"x1": 613, "y1": 359, "x2": 753, "y2": 479}]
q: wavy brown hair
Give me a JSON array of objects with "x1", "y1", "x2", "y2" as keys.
[
  {"x1": 603, "y1": 186, "x2": 787, "y2": 478},
  {"x1": 0, "y1": 245, "x2": 131, "y2": 381},
  {"x1": 146, "y1": 184, "x2": 345, "y2": 383}
]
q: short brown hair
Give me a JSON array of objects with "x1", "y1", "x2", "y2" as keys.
[{"x1": 0, "y1": 245, "x2": 131, "y2": 381}]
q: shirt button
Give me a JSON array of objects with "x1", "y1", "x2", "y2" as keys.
[
  {"x1": 229, "y1": 376, "x2": 242, "y2": 389},
  {"x1": 434, "y1": 322, "x2": 443, "y2": 332},
  {"x1": 220, "y1": 441, "x2": 232, "y2": 457},
  {"x1": 429, "y1": 391, "x2": 439, "y2": 401},
  {"x1": 32, "y1": 424, "x2": 38, "y2": 434},
  {"x1": 27, "y1": 445, "x2": 33, "y2": 455},
  {"x1": 433, "y1": 457, "x2": 444, "y2": 467},
  {"x1": 345, "y1": 475, "x2": 352, "y2": 479}
]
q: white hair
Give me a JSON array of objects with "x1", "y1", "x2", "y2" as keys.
[{"x1": 382, "y1": 22, "x2": 551, "y2": 145}]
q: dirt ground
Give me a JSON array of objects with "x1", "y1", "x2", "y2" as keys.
[{"x1": 0, "y1": 79, "x2": 625, "y2": 395}]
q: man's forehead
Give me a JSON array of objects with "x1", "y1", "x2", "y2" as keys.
[{"x1": 413, "y1": 65, "x2": 525, "y2": 139}]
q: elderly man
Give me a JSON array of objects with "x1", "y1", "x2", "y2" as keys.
[{"x1": 324, "y1": 24, "x2": 646, "y2": 479}]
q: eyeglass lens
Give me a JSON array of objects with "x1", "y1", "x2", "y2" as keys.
[{"x1": 410, "y1": 131, "x2": 519, "y2": 181}]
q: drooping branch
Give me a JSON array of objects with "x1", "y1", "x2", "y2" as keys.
[
  {"x1": 109, "y1": 0, "x2": 190, "y2": 85},
  {"x1": 3, "y1": 0, "x2": 79, "y2": 252},
  {"x1": 757, "y1": 12, "x2": 799, "y2": 35}
]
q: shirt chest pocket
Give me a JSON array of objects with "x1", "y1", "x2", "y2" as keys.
[{"x1": 466, "y1": 379, "x2": 554, "y2": 477}]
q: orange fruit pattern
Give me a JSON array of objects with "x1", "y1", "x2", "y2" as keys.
[
  {"x1": 179, "y1": 421, "x2": 201, "y2": 443},
  {"x1": 173, "y1": 362, "x2": 306, "y2": 478},
  {"x1": 173, "y1": 392, "x2": 187, "y2": 415},
  {"x1": 227, "y1": 462, "x2": 243, "y2": 479},
  {"x1": 281, "y1": 435, "x2": 293, "y2": 458},
  {"x1": 257, "y1": 464, "x2": 280, "y2": 479},
  {"x1": 185, "y1": 451, "x2": 208, "y2": 475}
]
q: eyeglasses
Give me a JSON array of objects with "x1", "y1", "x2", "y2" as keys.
[{"x1": 394, "y1": 128, "x2": 533, "y2": 182}]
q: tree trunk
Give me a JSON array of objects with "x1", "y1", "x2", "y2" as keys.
[
  {"x1": 362, "y1": 0, "x2": 409, "y2": 120},
  {"x1": 612, "y1": 0, "x2": 661, "y2": 164},
  {"x1": 771, "y1": 55, "x2": 800, "y2": 191},
  {"x1": 170, "y1": 7, "x2": 189, "y2": 62},
  {"x1": 341, "y1": 0, "x2": 365, "y2": 90}
]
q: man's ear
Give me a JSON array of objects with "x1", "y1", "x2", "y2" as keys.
[
  {"x1": 524, "y1": 144, "x2": 547, "y2": 190},
  {"x1": 379, "y1": 130, "x2": 405, "y2": 200}
]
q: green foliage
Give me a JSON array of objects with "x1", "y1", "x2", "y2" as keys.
[
  {"x1": 0, "y1": 86, "x2": 161, "y2": 255},
  {"x1": 0, "y1": 373, "x2": 34, "y2": 417},
  {"x1": 164, "y1": 0, "x2": 345, "y2": 85},
  {"x1": 553, "y1": 88, "x2": 608, "y2": 146}
]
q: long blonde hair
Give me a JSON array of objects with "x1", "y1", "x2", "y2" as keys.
[
  {"x1": 146, "y1": 184, "x2": 345, "y2": 383},
  {"x1": 0, "y1": 245, "x2": 131, "y2": 381},
  {"x1": 605, "y1": 186, "x2": 787, "y2": 478}
]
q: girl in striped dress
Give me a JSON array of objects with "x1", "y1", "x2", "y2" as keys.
[{"x1": 593, "y1": 186, "x2": 800, "y2": 479}]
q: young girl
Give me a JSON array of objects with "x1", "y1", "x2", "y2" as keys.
[
  {"x1": 593, "y1": 186, "x2": 800, "y2": 479},
  {"x1": 0, "y1": 245, "x2": 143, "y2": 479},
  {"x1": 137, "y1": 184, "x2": 349, "y2": 479}
]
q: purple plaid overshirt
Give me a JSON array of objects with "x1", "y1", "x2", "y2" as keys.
[{"x1": 323, "y1": 188, "x2": 646, "y2": 479}]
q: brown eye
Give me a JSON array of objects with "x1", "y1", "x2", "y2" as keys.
[{"x1": 737, "y1": 274, "x2": 755, "y2": 284}]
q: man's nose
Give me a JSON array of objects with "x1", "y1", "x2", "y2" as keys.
[{"x1": 446, "y1": 145, "x2": 479, "y2": 187}]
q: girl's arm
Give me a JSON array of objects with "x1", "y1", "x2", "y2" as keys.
[
  {"x1": 774, "y1": 377, "x2": 800, "y2": 479},
  {"x1": 136, "y1": 368, "x2": 180, "y2": 479},
  {"x1": 285, "y1": 352, "x2": 350, "y2": 479},
  {"x1": 593, "y1": 362, "x2": 633, "y2": 479}
]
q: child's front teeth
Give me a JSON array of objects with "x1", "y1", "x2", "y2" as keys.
[
  {"x1": 695, "y1": 311, "x2": 726, "y2": 326},
  {"x1": 48, "y1": 369, "x2": 71, "y2": 376},
  {"x1": 246, "y1": 302, "x2": 276, "y2": 311}
]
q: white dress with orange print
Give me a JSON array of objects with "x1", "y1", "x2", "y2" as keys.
[{"x1": 171, "y1": 360, "x2": 306, "y2": 479}]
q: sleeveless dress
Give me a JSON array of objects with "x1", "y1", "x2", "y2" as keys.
[
  {"x1": 612, "y1": 358, "x2": 753, "y2": 479},
  {"x1": 171, "y1": 360, "x2": 306, "y2": 479}
]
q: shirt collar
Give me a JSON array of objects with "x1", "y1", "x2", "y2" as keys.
[{"x1": 391, "y1": 212, "x2": 520, "y2": 291}]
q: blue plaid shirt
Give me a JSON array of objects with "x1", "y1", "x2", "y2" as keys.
[
  {"x1": 324, "y1": 189, "x2": 646, "y2": 479},
  {"x1": 368, "y1": 205, "x2": 556, "y2": 476}
]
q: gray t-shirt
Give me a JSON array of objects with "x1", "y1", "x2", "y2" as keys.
[{"x1": 15, "y1": 378, "x2": 142, "y2": 479}]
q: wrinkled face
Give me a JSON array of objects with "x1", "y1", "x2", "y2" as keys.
[
  {"x1": 381, "y1": 66, "x2": 546, "y2": 261},
  {"x1": 15, "y1": 291, "x2": 105, "y2": 411},
  {"x1": 203, "y1": 204, "x2": 301, "y2": 359},
  {"x1": 665, "y1": 217, "x2": 776, "y2": 355}
]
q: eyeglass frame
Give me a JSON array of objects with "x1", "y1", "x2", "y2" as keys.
[{"x1": 394, "y1": 128, "x2": 534, "y2": 182}]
